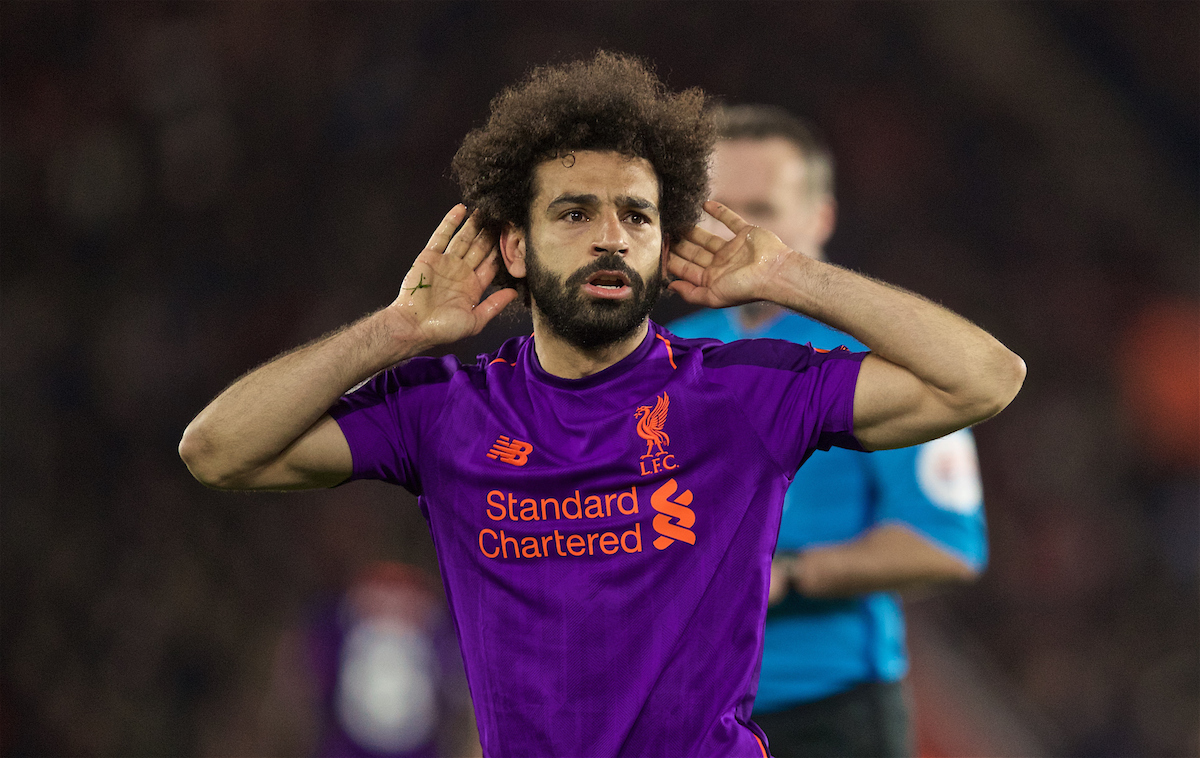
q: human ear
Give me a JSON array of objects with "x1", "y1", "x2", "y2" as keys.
[{"x1": 499, "y1": 223, "x2": 527, "y2": 279}]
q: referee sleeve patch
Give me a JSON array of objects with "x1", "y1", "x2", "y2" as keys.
[{"x1": 916, "y1": 429, "x2": 983, "y2": 514}]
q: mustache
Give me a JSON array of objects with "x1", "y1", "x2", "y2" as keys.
[{"x1": 563, "y1": 254, "x2": 645, "y2": 291}]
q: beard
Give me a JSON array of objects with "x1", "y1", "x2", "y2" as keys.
[{"x1": 525, "y1": 241, "x2": 665, "y2": 351}]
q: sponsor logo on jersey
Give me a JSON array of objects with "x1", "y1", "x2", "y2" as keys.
[
  {"x1": 487, "y1": 436, "x2": 533, "y2": 466},
  {"x1": 476, "y1": 485, "x2": 644, "y2": 560},
  {"x1": 635, "y1": 392, "x2": 678, "y2": 475},
  {"x1": 473, "y1": 478, "x2": 700, "y2": 559},
  {"x1": 650, "y1": 478, "x2": 695, "y2": 550}
]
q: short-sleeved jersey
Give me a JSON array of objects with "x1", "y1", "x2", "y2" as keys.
[
  {"x1": 329, "y1": 320, "x2": 866, "y2": 757},
  {"x1": 668, "y1": 308, "x2": 988, "y2": 710}
]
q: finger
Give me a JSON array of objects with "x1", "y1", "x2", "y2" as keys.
[
  {"x1": 425, "y1": 204, "x2": 468, "y2": 253},
  {"x1": 666, "y1": 252, "x2": 708, "y2": 287},
  {"x1": 704, "y1": 200, "x2": 753, "y2": 235},
  {"x1": 682, "y1": 226, "x2": 727, "y2": 258},
  {"x1": 473, "y1": 249, "x2": 502, "y2": 288},
  {"x1": 672, "y1": 236, "x2": 715, "y2": 268},
  {"x1": 697, "y1": 210, "x2": 735, "y2": 241},
  {"x1": 462, "y1": 228, "x2": 497, "y2": 270},
  {"x1": 445, "y1": 209, "x2": 484, "y2": 259},
  {"x1": 473, "y1": 287, "x2": 518, "y2": 327},
  {"x1": 667, "y1": 279, "x2": 718, "y2": 308}
]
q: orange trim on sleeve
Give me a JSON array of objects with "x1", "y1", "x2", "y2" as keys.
[
  {"x1": 754, "y1": 732, "x2": 769, "y2": 758},
  {"x1": 655, "y1": 334, "x2": 677, "y2": 370}
]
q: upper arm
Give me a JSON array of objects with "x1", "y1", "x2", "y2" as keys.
[
  {"x1": 851, "y1": 354, "x2": 978, "y2": 451},
  {"x1": 215, "y1": 414, "x2": 353, "y2": 491}
]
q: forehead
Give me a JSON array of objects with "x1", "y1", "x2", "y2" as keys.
[
  {"x1": 531, "y1": 151, "x2": 660, "y2": 205},
  {"x1": 711, "y1": 137, "x2": 807, "y2": 197}
]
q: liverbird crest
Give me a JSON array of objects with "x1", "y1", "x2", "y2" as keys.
[{"x1": 634, "y1": 392, "x2": 671, "y2": 459}]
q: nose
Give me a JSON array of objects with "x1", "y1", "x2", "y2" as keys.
[{"x1": 591, "y1": 211, "x2": 629, "y2": 256}]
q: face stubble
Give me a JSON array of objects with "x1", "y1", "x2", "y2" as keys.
[{"x1": 525, "y1": 240, "x2": 665, "y2": 351}]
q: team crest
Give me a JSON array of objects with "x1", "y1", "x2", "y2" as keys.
[{"x1": 634, "y1": 393, "x2": 678, "y2": 476}]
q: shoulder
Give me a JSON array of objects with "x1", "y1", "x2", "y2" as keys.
[
  {"x1": 333, "y1": 356, "x2": 464, "y2": 416},
  {"x1": 682, "y1": 336, "x2": 865, "y2": 373},
  {"x1": 391, "y1": 355, "x2": 464, "y2": 386},
  {"x1": 345, "y1": 334, "x2": 532, "y2": 399}
]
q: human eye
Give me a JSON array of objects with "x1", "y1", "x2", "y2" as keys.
[
  {"x1": 625, "y1": 211, "x2": 650, "y2": 225},
  {"x1": 562, "y1": 209, "x2": 588, "y2": 222}
]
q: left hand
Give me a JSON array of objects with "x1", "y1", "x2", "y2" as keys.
[{"x1": 668, "y1": 200, "x2": 801, "y2": 308}]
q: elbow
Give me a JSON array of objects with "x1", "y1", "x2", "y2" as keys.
[
  {"x1": 967, "y1": 349, "x2": 1027, "y2": 423},
  {"x1": 1000, "y1": 351, "x2": 1027, "y2": 409},
  {"x1": 178, "y1": 422, "x2": 242, "y2": 490}
]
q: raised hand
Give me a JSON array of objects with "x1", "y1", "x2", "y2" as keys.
[
  {"x1": 389, "y1": 205, "x2": 518, "y2": 347},
  {"x1": 667, "y1": 200, "x2": 802, "y2": 309}
]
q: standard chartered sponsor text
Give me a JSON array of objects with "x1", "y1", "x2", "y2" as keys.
[{"x1": 479, "y1": 486, "x2": 643, "y2": 559}]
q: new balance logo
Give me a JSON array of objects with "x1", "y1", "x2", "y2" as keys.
[
  {"x1": 650, "y1": 478, "x2": 695, "y2": 550},
  {"x1": 487, "y1": 436, "x2": 533, "y2": 466}
]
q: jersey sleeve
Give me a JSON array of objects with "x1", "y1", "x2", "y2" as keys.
[
  {"x1": 702, "y1": 338, "x2": 868, "y2": 475},
  {"x1": 327, "y1": 355, "x2": 459, "y2": 495},
  {"x1": 868, "y1": 428, "x2": 989, "y2": 569}
]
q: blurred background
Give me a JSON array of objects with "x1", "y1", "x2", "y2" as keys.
[{"x1": 1, "y1": 2, "x2": 1196, "y2": 756}]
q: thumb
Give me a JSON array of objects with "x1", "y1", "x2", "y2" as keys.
[{"x1": 474, "y1": 288, "x2": 518, "y2": 325}]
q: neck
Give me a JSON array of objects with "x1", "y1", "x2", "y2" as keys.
[{"x1": 530, "y1": 313, "x2": 650, "y2": 379}]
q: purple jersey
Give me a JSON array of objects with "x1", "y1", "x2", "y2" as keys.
[{"x1": 330, "y1": 321, "x2": 865, "y2": 758}]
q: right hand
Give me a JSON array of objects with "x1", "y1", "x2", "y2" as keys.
[
  {"x1": 668, "y1": 201, "x2": 804, "y2": 310},
  {"x1": 388, "y1": 205, "x2": 518, "y2": 347}
]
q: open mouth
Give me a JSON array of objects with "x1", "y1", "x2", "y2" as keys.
[{"x1": 586, "y1": 271, "x2": 631, "y2": 290}]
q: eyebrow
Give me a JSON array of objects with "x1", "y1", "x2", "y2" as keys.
[
  {"x1": 547, "y1": 193, "x2": 599, "y2": 210},
  {"x1": 546, "y1": 193, "x2": 659, "y2": 213},
  {"x1": 619, "y1": 195, "x2": 658, "y2": 212}
]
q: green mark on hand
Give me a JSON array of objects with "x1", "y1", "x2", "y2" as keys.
[{"x1": 405, "y1": 273, "x2": 431, "y2": 295}]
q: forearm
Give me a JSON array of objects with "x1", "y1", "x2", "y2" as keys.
[
  {"x1": 180, "y1": 206, "x2": 514, "y2": 489},
  {"x1": 771, "y1": 254, "x2": 1020, "y2": 408},
  {"x1": 179, "y1": 307, "x2": 430, "y2": 488},
  {"x1": 763, "y1": 253, "x2": 1025, "y2": 446},
  {"x1": 782, "y1": 524, "x2": 979, "y2": 598}
]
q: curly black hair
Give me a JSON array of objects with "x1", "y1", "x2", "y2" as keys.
[{"x1": 452, "y1": 51, "x2": 715, "y2": 295}]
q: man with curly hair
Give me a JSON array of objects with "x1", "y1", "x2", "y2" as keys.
[{"x1": 181, "y1": 52, "x2": 1025, "y2": 757}]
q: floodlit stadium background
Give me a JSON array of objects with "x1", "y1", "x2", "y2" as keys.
[{"x1": 1, "y1": 3, "x2": 1196, "y2": 756}]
